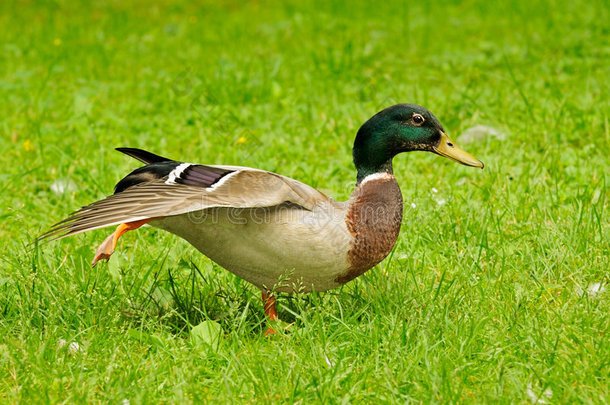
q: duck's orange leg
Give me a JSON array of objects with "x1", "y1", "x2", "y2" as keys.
[
  {"x1": 262, "y1": 291, "x2": 278, "y2": 336},
  {"x1": 91, "y1": 218, "x2": 154, "y2": 267}
]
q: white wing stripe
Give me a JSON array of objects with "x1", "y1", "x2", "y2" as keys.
[
  {"x1": 205, "y1": 170, "x2": 239, "y2": 191},
  {"x1": 166, "y1": 163, "x2": 193, "y2": 184}
]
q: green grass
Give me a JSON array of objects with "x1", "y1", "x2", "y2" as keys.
[{"x1": 1, "y1": 0, "x2": 609, "y2": 402}]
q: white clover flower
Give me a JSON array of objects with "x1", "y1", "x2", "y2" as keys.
[
  {"x1": 50, "y1": 179, "x2": 76, "y2": 195},
  {"x1": 58, "y1": 339, "x2": 82, "y2": 354}
]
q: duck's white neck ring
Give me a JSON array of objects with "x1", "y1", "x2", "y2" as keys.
[{"x1": 359, "y1": 172, "x2": 396, "y2": 186}]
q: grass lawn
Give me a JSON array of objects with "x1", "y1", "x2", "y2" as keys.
[{"x1": 1, "y1": 0, "x2": 608, "y2": 402}]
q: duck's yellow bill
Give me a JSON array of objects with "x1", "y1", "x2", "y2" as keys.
[{"x1": 433, "y1": 132, "x2": 484, "y2": 168}]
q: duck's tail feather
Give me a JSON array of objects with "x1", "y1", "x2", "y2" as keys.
[{"x1": 115, "y1": 147, "x2": 171, "y2": 164}]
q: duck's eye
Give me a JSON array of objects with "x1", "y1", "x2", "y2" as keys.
[{"x1": 411, "y1": 113, "x2": 425, "y2": 126}]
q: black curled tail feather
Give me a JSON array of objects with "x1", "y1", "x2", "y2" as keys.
[{"x1": 115, "y1": 148, "x2": 171, "y2": 164}]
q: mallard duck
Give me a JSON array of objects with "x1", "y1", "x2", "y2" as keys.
[{"x1": 39, "y1": 104, "x2": 483, "y2": 333}]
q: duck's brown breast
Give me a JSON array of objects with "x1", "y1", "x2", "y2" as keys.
[{"x1": 337, "y1": 174, "x2": 403, "y2": 284}]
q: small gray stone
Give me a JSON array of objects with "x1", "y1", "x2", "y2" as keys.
[{"x1": 458, "y1": 125, "x2": 506, "y2": 143}]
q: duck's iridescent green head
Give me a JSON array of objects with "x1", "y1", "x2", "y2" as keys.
[{"x1": 353, "y1": 104, "x2": 484, "y2": 182}]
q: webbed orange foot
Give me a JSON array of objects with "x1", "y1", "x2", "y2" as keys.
[
  {"x1": 91, "y1": 218, "x2": 154, "y2": 267},
  {"x1": 92, "y1": 232, "x2": 117, "y2": 266}
]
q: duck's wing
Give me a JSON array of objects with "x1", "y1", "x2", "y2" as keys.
[{"x1": 38, "y1": 150, "x2": 329, "y2": 242}]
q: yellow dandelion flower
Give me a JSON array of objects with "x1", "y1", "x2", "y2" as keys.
[
  {"x1": 23, "y1": 139, "x2": 34, "y2": 151},
  {"x1": 53, "y1": 38, "x2": 62, "y2": 46},
  {"x1": 236, "y1": 137, "x2": 247, "y2": 145}
]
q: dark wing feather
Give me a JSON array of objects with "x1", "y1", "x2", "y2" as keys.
[
  {"x1": 171, "y1": 164, "x2": 233, "y2": 187},
  {"x1": 115, "y1": 147, "x2": 172, "y2": 164}
]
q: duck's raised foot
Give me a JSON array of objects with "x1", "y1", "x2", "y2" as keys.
[{"x1": 91, "y1": 218, "x2": 153, "y2": 267}]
